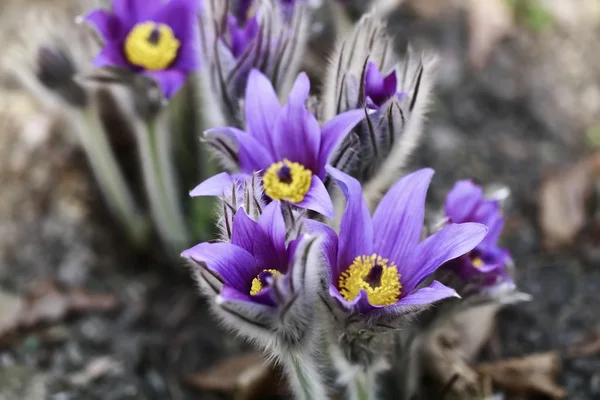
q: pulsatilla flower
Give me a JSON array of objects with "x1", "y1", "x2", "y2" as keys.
[
  {"x1": 443, "y1": 180, "x2": 514, "y2": 289},
  {"x1": 321, "y1": 167, "x2": 488, "y2": 318},
  {"x1": 199, "y1": 0, "x2": 307, "y2": 124},
  {"x1": 322, "y1": 12, "x2": 437, "y2": 194},
  {"x1": 192, "y1": 69, "x2": 366, "y2": 218},
  {"x1": 182, "y1": 200, "x2": 323, "y2": 348},
  {"x1": 84, "y1": 0, "x2": 200, "y2": 98}
]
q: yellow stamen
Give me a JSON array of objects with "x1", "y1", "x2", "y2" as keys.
[
  {"x1": 338, "y1": 254, "x2": 402, "y2": 306},
  {"x1": 250, "y1": 269, "x2": 282, "y2": 296},
  {"x1": 263, "y1": 159, "x2": 312, "y2": 204},
  {"x1": 124, "y1": 22, "x2": 180, "y2": 70},
  {"x1": 472, "y1": 257, "x2": 485, "y2": 268}
]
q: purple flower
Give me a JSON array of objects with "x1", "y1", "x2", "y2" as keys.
[
  {"x1": 316, "y1": 167, "x2": 488, "y2": 317},
  {"x1": 225, "y1": 14, "x2": 260, "y2": 58},
  {"x1": 191, "y1": 70, "x2": 366, "y2": 218},
  {"x1": 84, "y1": 0, "x2": 200, "y2": 99},
  {"x1": 182, "y1": 201, "x2": 292, "y2": 307},
  {"x1": 443, "y1": 180, "x2": 513, "y2": 287},
  {"x1": 364, "y1": 61, "x2": 402, "y2": 108}
]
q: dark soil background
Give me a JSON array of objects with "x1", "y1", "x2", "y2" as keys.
[{"x1": 1, "y1": 1, "x2": 600, "y2": 399}]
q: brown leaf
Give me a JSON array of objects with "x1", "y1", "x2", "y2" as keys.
[
  {"x1": 420, "y1": 303, "x2": 502, "y2": 398},
  {"x1": 0, "y1": 281, "x2": 119, "y2": 347},
  {"x1": 465, "y1": 0, "x2": 516, "y2": 69},
  {"x1": 183, "y1": 352, "x2": 287, "y2": 400},
  {"x1": 475, "y1": 351, "x2": 566, "y2": 399},
  {"x1": 539, "y1": 152, "x2": 600, "y2": 250}
]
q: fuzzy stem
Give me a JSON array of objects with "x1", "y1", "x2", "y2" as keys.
[
  {"x1": 350, "y1": 371, "x2": 377, "y2": 400},
  {"x1": 282, "y1": 351, "x2": 329, "y2": 400},
  {"x1": 75, "y1": 107, "x2": 149, "y2": 246},
  {"x1": 134, "y1": 113, "x2": 190, "y2": 252}
]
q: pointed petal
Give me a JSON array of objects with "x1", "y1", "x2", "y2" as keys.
[
  {"x1": 444, "y1": 180, "x2": 483, "y2": 223},
  {"x1": 189, "y1": 172, "x2": 234, "y2": 197},
  {"x1": 182, "y1": 242, "x2": 258, "y2": 292},
  {"x1": 84, "y1": 9, "x2": 123, "y2": 41},
  {"x1": 287, "y1": 72, "x2": 311, "y2": 107},
  {"x1": 404, "y1": 223, "x2": 488, "y2": 292},
  {"x1": 319, "y1": 109, "x2": 366, "y2": 171},
  {"x1": 295, "y1": 176, "x2": 334, "y2": 218},
  {"x1": 253, "y1": 201, "x2": 288, "y2": 271},
  {"x1": 143, "y1": 70, "x2": 187, "y2": 99},
  {"x1": 244, "y1": 69, "x2": 281, "y2": 152},
  {"x1": 92, "y1": 44, "x2": 129, "y2": 68},
  {"x1": 272, "y1": 100, "x2": 321, "y2": 173},
  {"x1": 303, "y1": 220, "x2": 338, "y2": 275},
  {"x1": 372, "y1": 168, "x2": 434, "y2": 265},
  {"x1": 206, "y1": 127, "x2": 273, "y2": 172},
  {"x1": 327, "y1": 167, "x2": 373, "y2": 274},
  {"x1": 231, "y1": 208, "x2": 258, "y2": 253}
]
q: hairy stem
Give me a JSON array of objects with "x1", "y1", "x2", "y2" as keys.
[
  {"x1": 134, "y1": 113, "x2": 190, "y2": 251},
  {"x1": 282, "y1": 350, "x2": 329, "y2": 400},
  {"x1": 76, "y1": 106, "x2": 149, "y2": 246}
]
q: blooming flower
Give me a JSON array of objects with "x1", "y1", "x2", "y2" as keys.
[
  {"x1": 182, "y1": 200, "x2": 324, "y2": 348},
  {"x1": 191, "y1": 69, "x2": 366, "y2": 218},
  {"x1": 318, "y1": 167, "x2": 488, "y2": 317},
  {"x1": 442, "y1": 180, "x2": 514, "y2": 288},
  {"x1": 84, "y1": 0, "x2": 200, "y2": 98}
]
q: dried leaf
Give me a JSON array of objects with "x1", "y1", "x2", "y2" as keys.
[
  {"x1": 69, "y1": 357, "x2": 123, "y2": 387},
  {"x1": 183, "y1": 352, "x2": 286, "y2": 400},
  {"x1": 0, "y1": 281, "x2": 119, "y2": 347},
  {"x1": 538, "y1": 152, "x2": 600, "y2": 249},
  {"x1": 475, "y1": 352, "x2": 567, "y2": 399},
  {"x1": 420, "y1": 303, "x2": 502, "y2": 398},
  {"x1": 465, "y1": 0, "x2": 516, "y2": 69}
]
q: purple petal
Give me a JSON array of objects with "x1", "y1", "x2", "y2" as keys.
[
  {"x1": 189, "y1": 172, "x2": 234, "y2": 197},
  {"x1": 143, "y1": 70, "x2": 187, "y2": 99},
  {"x1": 303, "y1": 220, "x2": 338, "y2": 273},
  {"x1": 92, "y1": 44, "x2": 129, "y2": 68},
  {"x1": 444, "y1": 180, "x2": 483, "y2": 223},
  {"x1": 220, "y1": 284, "x2": 255, "y2": 303},
  {"x1": 272, "y1": 95, "x2": 321, "y2": 173},
  {"x1": 372, "y1": 168, "x2": 434, "y2": 265},
  {"x1": 112, "y1": 0, "x2": 161, "y2": 27},
  {"x1": 220, "y1": 285, "x2": 277, "y2": 308},
  {"x1": 231, "y1": 208, "x2": 258, "y2": 253},
  {"x1": 287, "y1": 72, "x2": 311, "y2": 107},
  {"x1": 404, "y1": 223, "x2": 488, "y2": 293},
  {"x1": 205, "y1": 126, "x2": 273, "y2": 171},
  {"x1": 327, "y1": 167, "x2": 373, "y2": 275},
  {"x1": 385, "y1": 281, "x2": 457, "y2": 311},
  {"x1": 318, "y1": 109, "x2": 367, "y2": 174},
  {"x1": 84, "y1": 9, "x2": 123, "y2": 41},
  {"x1": 295, "y1": 176, "x2": 334, "y2": 218},
  {"x1": 151, "y1": 0, "x2": 200, "y2": 71},
  {"x1": 182, "y1": 242, "x2": 258, "y2": 292},
  {"x1": 253, "y1": 201, "x2": 288, "y2": 271},
  {"x1": 244, "y1": 69, "x2": 282, "y2": 154}
]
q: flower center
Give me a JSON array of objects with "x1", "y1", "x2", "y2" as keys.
[
  {"x1": 124, "y1": 22, "x2": 180, "y2": 71},
  {"x1": 263, "y1": 159, "x2": 312, "y2": 204},
  {"x1": 338, "y1": 254, "x2": 402, "y2": 306},
  {"x1": 250, "y1": 269, "x2": 282, "y2": 296},
  {"x1": 471, "y1": 256, "x2": 485, "y2": 268}
]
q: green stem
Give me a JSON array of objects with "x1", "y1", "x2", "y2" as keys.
[
  {"x1": 76, "y1": 107, "x2": 149, "y2": 247},
  {"x1": 135, "y1": 114, "x2": 190, "y2": 252},
  {"x1": 283, "y1": 351, "x2": 328, "y2": 400}
]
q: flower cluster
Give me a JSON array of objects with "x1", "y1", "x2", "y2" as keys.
[{"x1": 24, "y1": 1, "x2": 526, "y2": 398}]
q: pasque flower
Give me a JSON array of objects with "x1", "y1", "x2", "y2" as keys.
[
  {"x1": 182, "y1": 200, "x2": 323, "y2": 347},
  {"x1": 319, "y1": 167, "x2": 488, "y2": 317},
  {"x1": 442, "y1": 180, "x2": 513, "y2": 288},
  {"x1": 191, "y1": 69, "x2": 366, "y2": 218},
  {"x1": 84, "y1": 0, "x2": 200, "y2": 98}
]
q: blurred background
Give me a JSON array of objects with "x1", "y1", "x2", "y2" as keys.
[{"x1": 1, "y1": 0, "x2": 600, "y2": 399}]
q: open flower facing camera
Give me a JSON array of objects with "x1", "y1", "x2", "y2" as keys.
[{"x1": 9, "y1": 0, "x2": 530, "y2": 398}]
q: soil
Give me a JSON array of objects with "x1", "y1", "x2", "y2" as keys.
[{"x1": 1, "y1": 3, "x2": 600, "y2": 400}]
